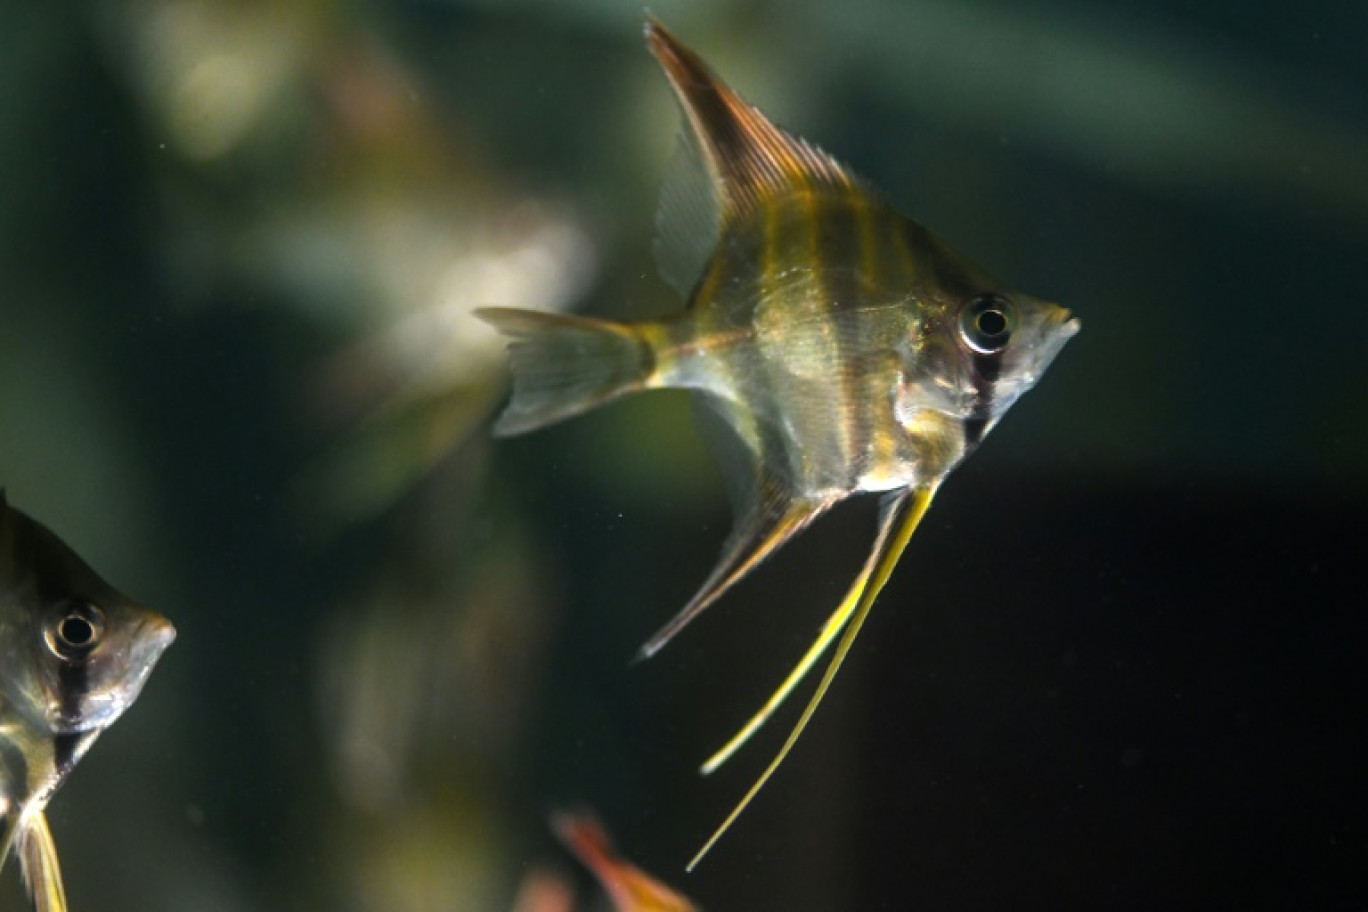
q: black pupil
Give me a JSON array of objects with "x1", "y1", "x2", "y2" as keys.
[
  {"x1": 976, "y1": 308, "x2": 1008, "y2": 337},
  {"x1": 59, "y1": 615, "x2": 95, "y2": 647}
]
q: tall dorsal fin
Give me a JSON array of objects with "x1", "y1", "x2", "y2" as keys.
[{"x1": 645, "y1": 18, "x2": 857, "y2": 228}]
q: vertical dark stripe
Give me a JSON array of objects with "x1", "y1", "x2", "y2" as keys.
[
  {"x1": 51, "y1": 733, "x2": 81, "y2": 777},
  {"x1": 963, "y1": 352, "x2": 1002, "y2": 450},
  {"x1": 962, "y1": 415, "x2": 989, "y2": 449},
  {"x1": 57, "y1": 662, "x2": 89, "y2": 733}
]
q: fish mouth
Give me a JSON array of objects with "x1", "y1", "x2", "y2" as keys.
[
  {"x1": 129, "y1": 615, "x2": 177, "y2": 681},
  {"x1": 1020, "y1": 305, "x2": 1078, "y2": 383},
  {"x1": 144, "y1": 615, "x2": 177, "y2": 652},
  {"x1": 1054, "y1": 307, "x2": 1081, "y2": 339}
]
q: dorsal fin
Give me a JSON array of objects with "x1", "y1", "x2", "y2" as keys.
[
  {"x1": 652, "y1": 126, "x2": 718, "y2": 298},
  {"x1": 645, "y1": 18, "x2": 857, "y2": 229}
]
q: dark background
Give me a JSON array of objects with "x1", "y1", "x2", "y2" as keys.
[{"x1": 0, "y1": 1, "x2": 1363, "y2": 909}]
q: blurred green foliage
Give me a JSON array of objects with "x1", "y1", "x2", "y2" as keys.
[{"x1": 1, "y1": 0, "x2": 1364, "y2": 909}]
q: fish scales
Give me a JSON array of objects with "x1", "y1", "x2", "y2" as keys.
[
  {"x1": 478, "y1": 17, "x2": 1078, "y2": 868},
  {"x1": 727, "y1": 217, "x2": 942, "y2": 491},
  {"x1": 659, "y1": 189, "x2": 932, "y2": 495}
]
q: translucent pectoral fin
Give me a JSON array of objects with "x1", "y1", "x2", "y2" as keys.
[
  {"x1": 687, "y1": 486, "x2": 936, "y2": 871},
  {"x1": 636, "y1": 480, "x2": 833, "y2": 661},
  {"x1": 18, "y1": 812, "x2": 68, "y2": 912}
]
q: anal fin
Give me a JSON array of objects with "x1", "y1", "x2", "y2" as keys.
[{"x1": 636, "y1": 479, "x2": 834, "y2": 661}]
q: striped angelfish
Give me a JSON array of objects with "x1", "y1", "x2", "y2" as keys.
[
  {"x1": 0, "y1": 492, "x2": 175, "y2": 911},
  {"x1": 479, "y1": 18, "x2": 1079, "y2": 868}
]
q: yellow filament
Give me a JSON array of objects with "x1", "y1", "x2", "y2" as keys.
[
  {"x1": 687, "y1": 486, "x2": 936, "y2": 871},
  {"x1": 700, "y1": 492, "x2": 913, "y2": 775},
  {"x1": 19, "y1": 811, "x2": 68, "y2": 912}
]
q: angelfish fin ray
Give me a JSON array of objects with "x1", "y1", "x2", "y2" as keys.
[
  {"x1": 636, "y1": 473, "x2": 831, "y2": 661},
  {"x1": 700, "y1": 488, "x2": 919, "y2": 775},
  {"x1": 18, "y1": 811, "x2": 69, "y2": 912},
  {"x1": 686, "y1": 485, "x2": 936, "y2": 871},
  {"x1": 645, "y1": 18, "x2": 862, "y2": 231},
  {"x1": 475, "y1": 307, "x2": 655, "y2": 437}
]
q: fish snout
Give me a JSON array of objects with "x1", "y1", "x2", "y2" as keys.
[
  {"x1": 1053, "y1": 305, "x2": 1081, "y2": 339},
  {"x1": 140, "y1": 613, "x2": 177, "y2": 658},
  {"x1": 149, "y1": 615, "x2": 177, "y2": 647}
]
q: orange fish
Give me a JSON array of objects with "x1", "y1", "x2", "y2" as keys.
[{"x1": 552, "y1": 812, "x2": 697, "y2": 912}]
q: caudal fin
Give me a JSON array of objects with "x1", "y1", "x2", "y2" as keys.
[{"x1": 477, "y1": 308, "x2": 656, "y2": 437}]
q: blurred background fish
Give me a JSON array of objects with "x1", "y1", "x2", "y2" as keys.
[
  {"x1": 0, "y1": 493, "x2": 175, "y2": 912},
  {"x1": 550, "y1": 811, "x2": 697, "y2": 912}
]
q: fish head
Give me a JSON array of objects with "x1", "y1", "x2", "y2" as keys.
[
  {"x1": 957, "y1": 288, "x2": 1080, "y2": 416},
  {"x1": 0, "y1": 502, "x2": 176, "y2": 736},
  {"x1": 896, "y1": 237, "x2": 1079, "y2": 452},
  {"x1": 32, "y1": 593, "x2": 177, "y2": 735}
]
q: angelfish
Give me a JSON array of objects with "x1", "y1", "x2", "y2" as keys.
[
  {"x1": 0, "y1": 492, "x2": 175, "y2": 911},
  {"x1": 479, "y1": 19, "x2": 1078, "y2": 868}
]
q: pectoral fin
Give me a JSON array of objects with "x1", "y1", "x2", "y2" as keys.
[
  {"x1": 17, "y1": 812, "x2": 68, "y2": 912},
  {"x1": 687, "y1": 486, "x2": 936, "y2": 870}
]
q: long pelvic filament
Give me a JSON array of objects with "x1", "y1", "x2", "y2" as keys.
[
  {"x1": 18, "y1": 812, "x2": 68, "y2": 912},
  {"x1": 701, "y1": 490, "x2": 920, "y2": 775},
  {"x1": 687, "y1": 485, "x2": 936, "y2": 871}
]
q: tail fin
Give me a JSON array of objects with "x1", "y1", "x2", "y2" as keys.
[{"x1": 476, "y1": 308, "x2": 656, "y2": 437}]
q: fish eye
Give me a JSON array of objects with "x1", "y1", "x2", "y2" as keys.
[
  {"x1": 958, "y1": 294, "x2": 1017, "y2": 354},
  {"x1": 45, "y1": 601, "x2": 106, "y2": 661}
]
